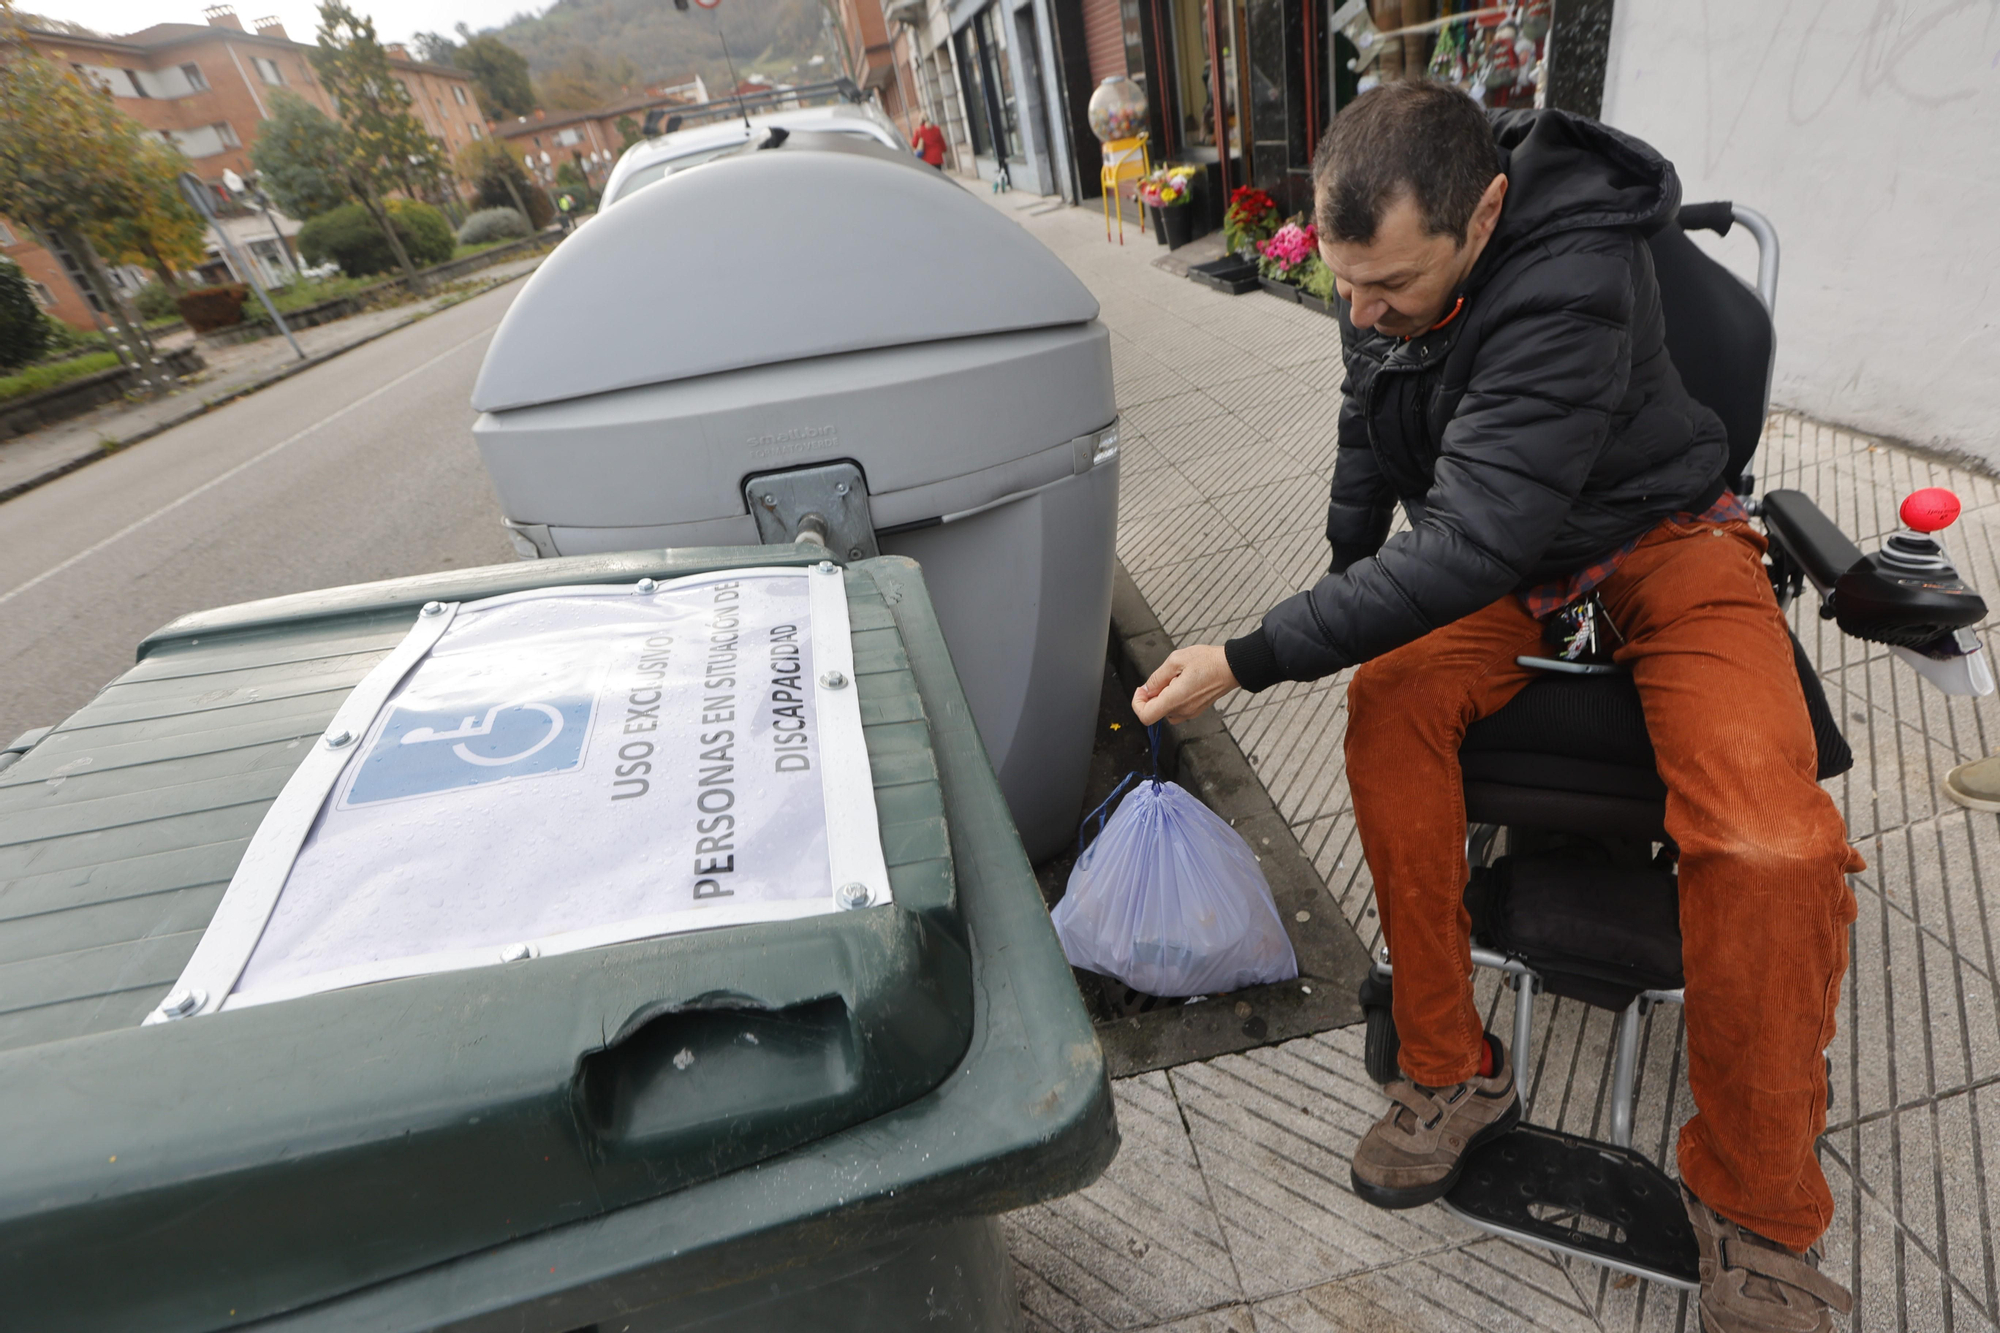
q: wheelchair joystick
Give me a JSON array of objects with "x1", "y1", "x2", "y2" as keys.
[
  {"x1": 1834, "y1": 486, "x2": 1995, "y2": 695},
  {"x1": 1876, "y1": 487, "x2": 1963, "y2": 576}
]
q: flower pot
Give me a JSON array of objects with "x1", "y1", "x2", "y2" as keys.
[
  {"x1": 1298, "y1": 292, "x2": 1333, "y2": 315},
  {"x1": 1151, "y1": 207, "x2": 1168, "y2": 246},
  {"x1": 1186, "y1": 256, "x2": 1260, "y2": 295},
  {"x1": 1161, "y1": 204, "x2": 1197, "y2": 250},
  {"x1": 1258, "y1": 275, "x2": 1301, "y2": 304}
]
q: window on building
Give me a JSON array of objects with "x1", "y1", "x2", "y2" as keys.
[
  {"x1": 468, "y1": 122, "x2": 482, "y2": 139},
  {"x1": 252, "y1": 55, "x2": 285, "y2": 86},
  {"x1": 966, "y1": 4, "x2": 1021, "y2": 162},
  {"x1": 214, "y1": 122, "x2": 241, "y2": 148},
  {"x1": 556, "y1": 127, "x2": 582, "y2": 146},
  {"x1": 29, "y1": 280, "x2": 55, "y2": 308},
  {"x1": 180, "y1": 61, "x2": 208, "y2": 90},
  {"x1": 453, "y1": 84, "x2": 468, "y2": 106},
  {"x1": 125, "y1": 66, "x2": 150, "y2": 97},
  {"x1": 954, "y1": 29, "x2": 992, "y2": 157}
]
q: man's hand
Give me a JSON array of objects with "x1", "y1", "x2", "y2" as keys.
[{"x1": 1133, "y1": 645, "x2": 1239, "y2": 725}]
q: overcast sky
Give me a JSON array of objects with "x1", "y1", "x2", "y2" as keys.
[{"x1": 29, "y1": 0, "x2": 540, "y2": 50}]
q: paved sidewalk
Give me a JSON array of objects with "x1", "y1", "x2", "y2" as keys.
[
  {"x1": 0, "y1": 254, "x2": 546, "y2": 502},
  {"x1": 990, "y1": 192, "x2": 2000, "y2": 1333}
]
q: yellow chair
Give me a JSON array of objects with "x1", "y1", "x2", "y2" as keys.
[{"x1": 1100, "y1": 134, "x2": 1150, "y2": 245}]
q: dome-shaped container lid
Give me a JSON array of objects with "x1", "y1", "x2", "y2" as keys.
[{"x1": 471, "y1": 147, "x2": 1100, "y2": 414}]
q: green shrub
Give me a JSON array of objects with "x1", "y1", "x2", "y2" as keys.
[
  {"x1": 473, "y1": 176, "x2": 552, "y2": 230},
  {"x1": 42, "y1": 314, "x2": 109, "y2": 357},
  {"x1": 132, "y1": 281, "x2": 181, "y2": 323},
  {"x1": 0, "y1": 350, "x2": 121, "y2": 404},
  {"x1": 176, "y1": 284, "x2": 248, "y2": 333},
  {"x1": 0, "y1": 259, "x2": 51, "y2": 372},
  {"x1": 389, "y1": 199, "x2": 456, "y2": 266},
  {"x1": 297, "y1": 199, "x2": 455, "y2": 278},
  {"x1": 456, "y1": 206, "x2": 530, "y2": 246}
]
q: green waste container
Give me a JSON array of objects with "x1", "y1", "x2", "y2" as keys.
[{"x1": 0, "y1": 546, "x2": 1115, "y2": 1332}]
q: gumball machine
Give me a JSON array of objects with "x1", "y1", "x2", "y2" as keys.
[{"x1": 1087, "y1": 75, "x2": 1148, "y2": 143}]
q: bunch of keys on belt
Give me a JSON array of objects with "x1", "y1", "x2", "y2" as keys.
[{"x1": 1545, "y1": 592, "x2": 1624, "y2": 666}]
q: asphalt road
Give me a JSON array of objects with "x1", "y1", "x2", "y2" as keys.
[{"x1": 0, "y1": 280, "x2": 523, "y2": 745}]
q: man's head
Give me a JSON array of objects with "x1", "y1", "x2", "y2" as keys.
[{"x1": 1312, "y1": 82, "x2": 1507, "y2": 338}]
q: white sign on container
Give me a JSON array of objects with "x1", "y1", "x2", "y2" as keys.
[{"x1": 147, "y1": 564, "x2": 887, "y2": 1021}]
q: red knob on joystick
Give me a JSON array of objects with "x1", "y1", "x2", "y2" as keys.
[{"x1": 1901, "y1": 487, "x2": 1961, "y2": 534}]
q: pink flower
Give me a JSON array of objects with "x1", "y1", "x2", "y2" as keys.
[{"x1": 1257, "y1": 222, "x2": 1318, "y2": 272}]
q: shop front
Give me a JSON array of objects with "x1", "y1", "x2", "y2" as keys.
[
  {"x1": 1070, "y1": 0, "x2": 1574, "y2": 242},
  {"x1": 952, "y1": 0, "x2": 1072, "y2": 197}
]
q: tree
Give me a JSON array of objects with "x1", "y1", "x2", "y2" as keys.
[
  {"x1": 250, "y1": 90, "x2": 352, "y2": 220},
  {"x1": 538, "y1": 46, "x2": 638, "y2": 112},
  {"x1": 0, "y1": 5, "x2": 173, "y2": 393},
  {"x1": 455, "y1": 137, "x2": 549, "y2": 229},
  {"x1": 410, "y1": 30, "x2": 458, "y2": 67},
  {"x1": 0, "y1": 257, "x2": 49, "y2": 371},
  {"x1": 453, "y1": 26, "x2": 535, "y2": 119},
  {"x1": 310, "y1": 2, "x2": 451, "y2": 289},
  {"x1": 87, "y1": 134, "x2": 208, "y2": 294},
  {"x1": 615, "y1": 114, "x2": 643, "y2": 153}
]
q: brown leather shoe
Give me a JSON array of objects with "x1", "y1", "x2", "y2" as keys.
[
  {"x1": 1350, "y1": 1036, "x2": 1520, "y2": 1209},
  {"x1": 1682, "y1": 1186, "x2": 1854, "y2": 1331}
]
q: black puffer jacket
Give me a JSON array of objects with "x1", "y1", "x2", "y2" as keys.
[{"x1": 1224, "y1": 110, "x2": 1729, "y2": 691}]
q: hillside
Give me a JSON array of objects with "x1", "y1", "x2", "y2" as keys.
[{"x1": 483, "y1": 0, "x2": 844, "y2": 103}]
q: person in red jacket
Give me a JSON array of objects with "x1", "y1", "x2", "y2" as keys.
[{"x1": 911, "y1": 116, "x2": 946, "y2": 169}]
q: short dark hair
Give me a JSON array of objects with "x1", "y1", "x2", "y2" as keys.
[{"x1": 1312, "y1": 81, "x2": 1502, "y2": 247}]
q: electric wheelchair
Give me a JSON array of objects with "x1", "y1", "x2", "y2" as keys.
[{"x1": 1355, "y1": 202, "x2": 1992, "y2": 1288}]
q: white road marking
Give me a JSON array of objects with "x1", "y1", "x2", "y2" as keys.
[{"x1": 0, "y1": 325, "x2": 496, "y2": 611}]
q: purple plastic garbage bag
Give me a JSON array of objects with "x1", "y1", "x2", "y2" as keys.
[{"x1": 1051, "y1": 778, "x2": 1298, "y2": 996}]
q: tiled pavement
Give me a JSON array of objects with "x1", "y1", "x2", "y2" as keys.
[{"x1": 982, "y1": 190, "x2": 2000, "y2": 1333}]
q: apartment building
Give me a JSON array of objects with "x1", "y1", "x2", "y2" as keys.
[
  {"x1": 490, "y1": 78, "x2": 709, "y2": 190},
  {"x1": 11, "y1": 5, "x2": 482, "y2": 328}
]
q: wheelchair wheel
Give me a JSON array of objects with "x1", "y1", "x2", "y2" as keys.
[{"x1": 1364, "y1": 1004, "x2": 1401, "y2": 1084}]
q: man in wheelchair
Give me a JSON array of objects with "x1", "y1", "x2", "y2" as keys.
[{"x1": 1133, "y1": 83, "x2": 1865, "y2": 1330}]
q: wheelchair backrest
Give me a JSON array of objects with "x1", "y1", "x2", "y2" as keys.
[{"x1": 1645, "y1": 215, "x2": 1774, "y2": 493}]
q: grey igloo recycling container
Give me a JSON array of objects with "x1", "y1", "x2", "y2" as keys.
[{"x1": 470, "y1": 138, "x2": 1118, "y2": 862}]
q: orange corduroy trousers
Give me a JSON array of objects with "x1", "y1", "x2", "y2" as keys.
[{"x1": 1345, "y1": 513, "x2": 1862, "y2": 1250}]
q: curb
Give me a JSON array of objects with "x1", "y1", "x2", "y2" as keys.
[
  {"x1": 0, "y1": 267, "x2": 534, "y2": 507},
  {"x1": 1089, "y1": 560, "x2": 1372, "y2": 1078}
]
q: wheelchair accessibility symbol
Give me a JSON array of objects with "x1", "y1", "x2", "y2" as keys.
[{"x1": 344, "y1": 694, "x2": 595, "y2": 806}]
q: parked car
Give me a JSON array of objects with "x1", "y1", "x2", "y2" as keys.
[{"x1": 600, "y1": 100, "x2": 911, "y2": 209}]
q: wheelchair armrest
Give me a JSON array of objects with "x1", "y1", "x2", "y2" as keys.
[
  {"x1": 1760, "y1": 489, "x2": 1865, "y2": 593},
  {"x1": 1762, "y1": 488, "x2": 1988, "y2": 648}
]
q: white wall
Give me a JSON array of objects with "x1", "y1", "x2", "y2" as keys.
[{"x1": 1601, "y1": 1, "x2": 2000, "y2": 464}]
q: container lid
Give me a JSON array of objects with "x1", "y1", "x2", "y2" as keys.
[
  {"x1": 0, "y1": 549, "x2": 978, "y2": 1331},
  {"x1": 471, "y1": 146, "x2": 1099, "y2": 414}
]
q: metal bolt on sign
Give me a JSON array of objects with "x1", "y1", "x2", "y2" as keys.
[
  {"x1": 156, "y1": 988, "x2": 206, "y2": 1020},
  {"x1": 836, "y1": 883, "x2": 872, "y2": 909},
  {"x1": 635, "y1": 578, "x2": 658, "y2": 594},
  {"x1": 421, "y1": 601, "x2": 445, "y2": 617},
  {"x1": 325, "y1": 729, "x2": 354, "y2": 749},
  {"x1": 820, "y1": 670, "x2": 848, "y2": 689}
]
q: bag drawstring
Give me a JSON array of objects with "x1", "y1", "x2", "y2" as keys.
[
  {"x1": 1077, "y1": 723, "x2": 1167, "y2": 854},
  {"x1": 1078, "y1": 772, "x2": 1138, "y2": 853}
]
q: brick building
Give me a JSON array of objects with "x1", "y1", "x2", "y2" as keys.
[
  {"x1": 8, "y1": 5, "x2": 482, "y2": 329},
  {"x1": 489, "y1": 77, "x2": 708, "y2": 190}
]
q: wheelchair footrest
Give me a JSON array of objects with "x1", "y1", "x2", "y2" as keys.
[{"x1": 1442, "y1": 1124, "x2": 1699, "y2": 1290}]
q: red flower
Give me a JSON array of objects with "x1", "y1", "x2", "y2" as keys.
[{"x1": 1227, "y1": 186, "x2": 1276, "y2": 220}]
